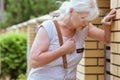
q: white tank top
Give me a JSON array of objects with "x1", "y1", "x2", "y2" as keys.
[{"x1": 27, "y1": 20, "x2": 88, "y2": 80}]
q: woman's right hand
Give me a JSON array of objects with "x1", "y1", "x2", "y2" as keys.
[{"x1": 61, "y1": 38, "x2": 76, "y2": 54}]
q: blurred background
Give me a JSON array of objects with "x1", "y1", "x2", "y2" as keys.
[
  {"x1": 0, "y1": 0, "x2": 67, "y2": 80},
  {"x1": 0, "y1": 0, "x2": 67, "y2": 29}
]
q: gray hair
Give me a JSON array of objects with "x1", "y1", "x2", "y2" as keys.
[{"x1": 59, "y1": 0, "x2": 99, "y2": 21}]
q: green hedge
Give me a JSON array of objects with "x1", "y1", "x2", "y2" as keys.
[
  {"x1": 17, "y1": 74, "x2": 27, "y2": 80},
  {"x1": 0, "y1": 32, "x2": 27, "y2": 79}
]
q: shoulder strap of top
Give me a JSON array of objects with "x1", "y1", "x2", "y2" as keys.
[{"x1": 53, "y1": 20, "x2": 68, "y2": 69}]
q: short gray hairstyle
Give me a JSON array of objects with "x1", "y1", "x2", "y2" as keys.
[{"x1": 59, "y1": 0, "x2": 99, "y2": 21}]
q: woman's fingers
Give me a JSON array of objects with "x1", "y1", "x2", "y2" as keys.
[
  {"x1": 106, "y1": 14, "x2": 116, "y2": 22},
  {"x1": 108, "y1": 8, "x2": 116, "y2": 15},
  {"x1": 102, "y1": 8, "x2": 116, "y2": 25}
]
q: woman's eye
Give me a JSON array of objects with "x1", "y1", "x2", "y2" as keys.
[{"x1": 81, "y1": 17, "x2": 85, "y2": 19}]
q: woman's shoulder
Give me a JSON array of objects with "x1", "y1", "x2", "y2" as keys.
[
  {"x1": 42, "y1": 19, "x2": 57, "y2": 31},
  {"x1": 41, "y1": 20, "x2": 53, "y2": 26}
]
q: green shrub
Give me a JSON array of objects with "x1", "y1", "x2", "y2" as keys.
[
  {"x1": 17, "y1": 74, "x2": 27, "y2": 80},
  {"x1": 0, "y1": 32, "x2": 27, "y2": 79}
]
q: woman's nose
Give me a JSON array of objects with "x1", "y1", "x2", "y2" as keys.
[{"x1": 84, "y1": 21, "x2": 89, "y2": 26}]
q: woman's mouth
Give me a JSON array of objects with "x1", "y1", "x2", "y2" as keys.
[{"x1": 81, "y1": 25, "x2": 86, "y2": 29}]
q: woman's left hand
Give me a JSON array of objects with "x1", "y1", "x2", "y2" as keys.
[{"x1": 101, "y1": 8, "x2": 116, "y2": 27}]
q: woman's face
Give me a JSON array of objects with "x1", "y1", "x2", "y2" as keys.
[{"x1": 71, "y1": 10, "x2": 89, "y2": 30}]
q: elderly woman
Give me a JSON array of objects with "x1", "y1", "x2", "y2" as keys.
[{"x1": 27, "y1": 0, "x2": 116, "y2": 80}]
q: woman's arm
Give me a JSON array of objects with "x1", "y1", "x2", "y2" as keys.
[
  {"x1": 30, "y1": 27, "x2": 75, "y2": 68},
  {"x1": 88, "y1": 9, "x2": 116, "y2": 44},
  {"x1": 88, "y1": 23, "x2": 108, "y2": 44},
  {"x1": 101, "y1": 8, "x2": 116, "y2": 43}
]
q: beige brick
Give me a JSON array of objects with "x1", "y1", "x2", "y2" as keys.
[
  {"x1": 28, "y1": 24, "x2": 36, "y2": 28},
  {"x1": 114, "y1": 32, "x2": 120, "y2": 42},
  {"x1": 98, "y1": 25, "x2": 104, "y2": 29},
  {"x1": 114, "y1": 76, "x2": 120, "y2": 80},
  {"x1": 99, "y1": 9, "x2": 110, "y2": 16},
  {"x1": 113, "y1": 55, "x2": 120, "y2": 65},
  {"x1": 86, "y1": 37, "x2": 96, "y2": 41},
  {"x1": 118, "y1": 44, "x2": 120, "y2": 54},
  {"x1": 28, "y1": 35, "x2": 36, "y2": 39},
  {"x1": 111, "y1": 43, "x2": 118, "y2": 53},
  {"x1": 110, "y1": 75, "x2": 114, "y2": 80},
  {"x1": 84, "y1": 50, "x2": 104, "y2": 57},
  {"x1": 85, "y1": 58, "x2": 98, "y2": 65},
  {"x1": 97, "y1": 0, "x2": 110, "y2": 8},
  {"x1": 110, "y1": 53, "x2": 114, "y2": 63},
  {"x1": 118, "y1": 0, "x2": 120, "y2": 7},
  {"x1": 110, "y1": 64, "x2": 114, "y2": 74},
  {"x1": 79, "y1": 58, "x2": 84, "y2": 65},
  {"x1": 85, "y1": 75, "x2": 97, "y2": 80},
  {"x1": 85, "y1": 42, "x2": 97, "y2": 49},
  {"x1": 118, "y1": 67, "x2": 120, "y2": 78},
  {"x1": 111, "y1": 21, "x2": 118, "y2": 30},
  {"x1": 110, "y1": 0, "x2": 118, "y2": 9},
  {"x1": 98, "y1": 75, "x2": 104, "y2": 80},
  {"x1": 28, "y1": 38, "x2": 35, "y2": 41},
  {"x1": 77, "y1": 65, "x2": 84, "y2": 73},
  {"x1": 110, "y1": 32, "x2": 114, "y2": 42},
  {"x1": 98, "y1": 42, "x2": 104, "y2": 49},
  {"x1": 116, "y1": 9, "x2": 120, "y2": 19},
  {"x1": 110, "y1": 64, "x2": 118, "y2": 75},
  {"x1": 85, "y1": 66, "x2": 104, "y2": 74},
  {"x1": 76, "y1": 72, "x2": 84, "y2": 80},
  {"x1": 98, "y1": 58, "x2": 104, "y2": 65},
  {"x1": 118, "y1": 21, "x2": 120, "y2": 30},
  {"x1": 77, "y1": 74, "x2": 99, "y2": 80},
  {"x1": 91, "y1": 17, "x2": 102, "y2": 24},
  {"x1": 76, "y1": 73, "x2": 97, "y2": 80}
]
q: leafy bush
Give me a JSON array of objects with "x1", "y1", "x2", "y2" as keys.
[
  {"x1": 17, "y1": 74, "x2": 27, "y2": 80},
  {"x1": 0, "y1": 32, "x2": 27, "y2": 79}
]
